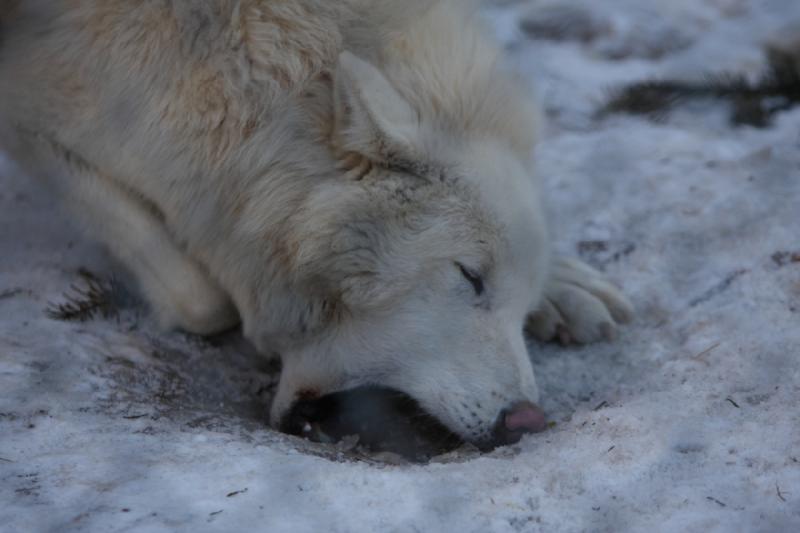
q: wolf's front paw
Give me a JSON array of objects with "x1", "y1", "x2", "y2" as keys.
[{"x1": 527, "y1": 257, "x2": 633, "y2": 345}]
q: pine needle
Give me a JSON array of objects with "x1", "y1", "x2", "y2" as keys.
[{"x1": 46, "y1": 268, "x2": 119, "y2": 322}]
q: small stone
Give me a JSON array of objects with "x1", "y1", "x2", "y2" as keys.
[
  {"x1": 337, "y1": 434, "x2": 360, "y2": 451},
  {"x1": 370, "y1": 451, "x2": 408, "y2": 466}
]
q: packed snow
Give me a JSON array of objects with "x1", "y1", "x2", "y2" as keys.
[{"x1": 1, "y1": 1, "x2": 799, "y2": 531}]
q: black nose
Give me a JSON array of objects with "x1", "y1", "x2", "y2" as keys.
[{"x1": 492, "y1": 401, "x2": 547, "y2": 446}]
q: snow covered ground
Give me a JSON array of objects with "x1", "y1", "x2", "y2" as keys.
[{"x1": 2, "y1": 0, "x2": 799, "y2": 531}]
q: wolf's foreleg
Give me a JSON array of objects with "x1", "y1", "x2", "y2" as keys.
[
  {"x1": 527, "y1": 257, "x2": 633, "y2": 345},
  {"x1": 37, "y1": 139, "x2": 240, "y2": 335}
]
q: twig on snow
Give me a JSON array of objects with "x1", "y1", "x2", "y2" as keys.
[
  {"x1": 692, "y1": 342, "x2": 721, "y2": 364},
  {"x1": 706, "y1": 496, "x2": 727, "y2": 507},
  {"x1": 776, "y1": 483, "x2": 787, "y2": 503},
  {"x1": 725, "y1": 398, "x2": 740, "y2": 408}
]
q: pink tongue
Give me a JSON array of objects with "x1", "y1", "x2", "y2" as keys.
[{"x1": 504, "y1": 402, "x2": 547, "y2": 433}]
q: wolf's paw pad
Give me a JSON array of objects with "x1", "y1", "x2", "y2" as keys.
[{"x1": 527, "y1": 257, "x2": 633, "y2": 345}]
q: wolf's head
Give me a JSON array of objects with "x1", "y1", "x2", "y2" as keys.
[{"x1": 270, "y1": 31, "x2": 550, "y2": 449}]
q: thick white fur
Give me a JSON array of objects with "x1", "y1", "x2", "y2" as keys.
[{"x1": 0, "y1": 0, "x2": 632, "y2": 446}]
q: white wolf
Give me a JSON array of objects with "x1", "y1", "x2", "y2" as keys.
[{"x1": 0, "y1": 0, "x2": 632, "y2": 448}]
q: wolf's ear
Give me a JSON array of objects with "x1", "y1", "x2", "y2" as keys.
[{"x1": 333, "y1": 51, "x2": 420, "y2": 161}]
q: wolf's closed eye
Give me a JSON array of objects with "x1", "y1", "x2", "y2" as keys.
[{"x1": 457, "y1": 263, "x2": 485, "y2": 296}]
